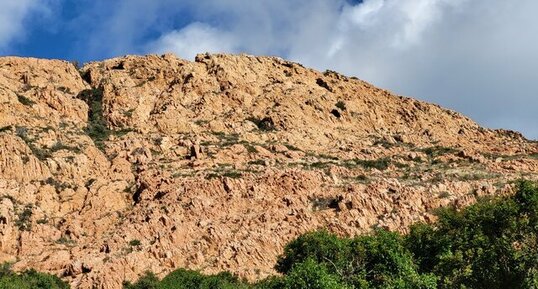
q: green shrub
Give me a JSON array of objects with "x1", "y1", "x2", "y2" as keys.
[
  {"x1": 125, "y1": 180, "x2": 538, "y2": 289},
  {"x1": 341, "y1": 157, "x2": 391, "y2": 171},
  {"x1": 309, "y1": 197, "x2": 340, "y2": 211},
  {"x1": 283, "y1": 259, "x2": 347, "y2": 289},
  {"x1": 420, "y1": 146, "x2": 459, "y2": 158},
  {"x1": 158, "y1": 269, "x2": 248, "y2": 289},
  {"x1": 50, "y1": 142, "x2": 81, "y2": 153},
  {"x1": 15, "y1": 205, "x2": 33, "y2": 231},
  {"x1": 346, "y1": 230, "x2": 436, "y2": 289},
  {"x1": 123, "y1": 272, "x2": 159, "y2": 289},
  {"x1": 78, "y1": 88, "x2": 132, "y2": 152},
  {"x1": 335, "y1": 101, "x2": 346, "y2": 111},
  {"x1": 407, "y1": 180, "x2": 538, "y2": 289},
  {"x1": 276, "y1": 230, "x2": 350, "y2": 274},
  {"x1": 129, "y1": 239, "x2": 142, "y2": 247},
  {"x1": 0, "y1": 126, "x2": 12, "y2": 133},
  {"x1": 158, "y1": 269, "x2": 205, "y2": 289},
  {"x1": 0, "y1": 265, "x2": 69, "y2": 289},
  {"x1": 252, "y1": 276, "x2": 286, "y2": 289},
  {"x1": 276, "y1": 230, "x2": 435, "y2": 289},
  {"x1": 17, "y1": 95, "x2": 35, "y2": 106},
  {"x1": 356, "y1": 158, "x2": 391, "y2": 170},
  {"x1": 81, "y1": 88, "x2": 109, "y2": 150}
]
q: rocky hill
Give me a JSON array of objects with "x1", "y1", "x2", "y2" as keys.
[{"x1": 0, "y1": 54, "x2": 536, "y2": 289}]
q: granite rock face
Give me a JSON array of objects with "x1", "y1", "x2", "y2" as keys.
[{"x1": 0, "y1": 54, "x2": 536, "y2": 289}]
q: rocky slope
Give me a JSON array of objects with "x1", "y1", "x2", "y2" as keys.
[{"x1": 0, "y1": 54, "x2": 536, "y2": 289}]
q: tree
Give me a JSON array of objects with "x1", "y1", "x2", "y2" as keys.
[{"x1": 407, "y1": 180, "x2": 538, "y2": 289}]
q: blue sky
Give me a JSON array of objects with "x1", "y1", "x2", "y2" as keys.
[{"x1": 1, "y1": 0, "x2": 537, "y2": 139}]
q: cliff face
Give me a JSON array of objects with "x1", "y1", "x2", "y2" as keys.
[{"x1": 0, "y1": 53, "x2": 536, "y2": 289}]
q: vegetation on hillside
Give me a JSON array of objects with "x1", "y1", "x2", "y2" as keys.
[
  {"x1": 123, "y1": 180, "x2": 538, "y2": 289},
  {"x1": 2, "y1": 181, "x2": 538, "y2": 288},
  {"x1": 0, "y1": 263, "x2": 69, "y2": 289}
]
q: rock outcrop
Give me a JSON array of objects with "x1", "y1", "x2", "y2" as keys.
[{"x1": 0, "y1": 54, "x2": 536, "y2": 289}]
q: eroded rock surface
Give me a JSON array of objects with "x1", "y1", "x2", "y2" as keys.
[{"x1": 0, "y1": 54, "x2": 537, "y2": 289}]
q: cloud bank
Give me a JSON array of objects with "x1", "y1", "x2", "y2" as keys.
[
  {"x1": 148, "y1": 23, "x2": 236, "y2": 60},
  {"x1": 143, "y1": 0, "x2": 538, "y2": 138},
  {"x1": 7, "y1": 0, "x2": 538, "y2": 139},
  {"x1": 0, "y1": 0, "x2": 56, "y2": 51},
  {"x1": 139, "y1": 0, "x2": 538, "y2": 138}
]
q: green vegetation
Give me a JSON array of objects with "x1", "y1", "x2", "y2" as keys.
[
  {"x1": 0, "y1": 263, "x2": 69, "y2": 289},
  {"x1": 372, "y1": 138, "x2": 396, "y2": 149},
  {"x1": 304, "y1": 156, "x2": 391, "y2": 171},
  {"x1": 407, "y1": 180, "x2": 538, "y2": 289},
  {"x1": 78, "y1": 88, "x2": 132, "y2": 151},
  {"x1": 17, "y1": 94, "x2": 35, "y2": 106},
  {"x1": 206, "y1": 163, "x2": 244, "y2": 179},
  {"x1": 206, "y1": 170, "x2": 243, "y2": 180},
  {"x1": 283, "y1": 143, "x2": 301, "y2": 151},
  {"x1": 14, "y1": 131, "x2": 82, "y2": 161},
  {"x1": 15, "y1": 205, "x2": 33, "y2": 231},
  {"x1": 276, "y1": 230, "x2": 436, "y2": 289},
  {"x1": 42, "y1": 177, "x2": 74, "y2": 193},
  {"x1": 56, "y1": 237, "x2": 76, "y2": 246},
  {"x1": 244, "y1": 143, "x2": 259, "y2": 154},
  {"x1": 79, "y1": 88, "x2": 109, "y2": 150},
  {"x1": 15, "y1": 126, "x2": 52, "y2": 161},
  {"x1": 340, "y1": 157, "x2": 391, "y2": 171},
  {"x1": 248, "y1": 159, "x2": 266, "y2": 166},
  {"x1": 50, "y1": 141, "x2": 82, "y2": 153},
  {"x1": 335, "y1": 101, "x2": 347, "y2": 111},
  {"x1": 124, "y1": 180, "x2": 538, "y2": 289},
  {"x1": 212, "y1": 132, "x2": 241, "y2": 147},
  {"x1": 129, "y1": 239, "x2": 142, "y2": 247},
  {"x1": 4, "y1": 181, "x2": 538, "y2": 289},
  {"x1": 353, "y1": 158, "x2": 391, "y2": 170},
  {"x1": 353, "y1": 174, "x2": 369, "y2": 184},
  {"x1": 420, "y1": 146, "x2": 459, "y2": 158}
]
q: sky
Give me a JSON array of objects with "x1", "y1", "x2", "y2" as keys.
[{"x1": 1, "y1": 0, "x2": 537, "y2": 139}]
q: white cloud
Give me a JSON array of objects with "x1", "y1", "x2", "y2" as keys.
[
  {"x1": 0, "y1": 0, "x2": 55, "y2": 50},
  {"x1": 92, "y1": 0, "x2": 538, "y2": 139},
  {"x1": 317, "y1": 0, "x2": 538, "y2": 139},
  {"x1": 147, "y1": 22, "x2": 237, "y2": 60}
]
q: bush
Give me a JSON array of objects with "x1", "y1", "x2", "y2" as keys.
[
  {"x1": 159, "y1": 269, "x2": 248, "y2": 289},
  {"x1": 283, "y1": 259, "x2": 347, "y2": 289},
  {"x1": 276, "y1": 230, "x2": 351, "y2": 274},
  {"x1": 124, "y1": 180, "x2": 538, "y2": 289},
  {"x1": 348, "y1": 230, "x2": 436, "y2": 289},
  {"x1": 123, "y1": 272, "x2": 159, "y2": 289},
  {"x1": 420, "y1": 146, "x2": 459, "y2": 158},
  {"x1": 129, "y1": 239, "x2": 142, "y2": 247},
  {"x1": 6, "y1": 178, "x2": 538, "y2": 289},
  {"x1": 17, "y1": 95, "x2": 35, "y2": 106},
  {"x1": 7, "y1": 181, "x2": 536, "y2": 289},
  {"x1": 252, "y1": 276, "x2": 286, "y2": 289},
  {"x1": 15, "y1": 205, "x2": 33, "y2": 231},
  {"x1": 277, "y1": 230, "x2": 436, "y2": 289},
  {"x1": 407, "y1": 180, "x2": 538, "y2": 289},
  {"x1": 335, "y1": 101, "x2": 346, "y2": 111},
  {"x1": 0, "y1": 265, "x2": 69, "y2": 289},
  {"x1": 356, "y1": 158, "x2": 391, "y2": 170},
  {"x1": 157, "y1": 269, "x2": 204, "y2": 289}
]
